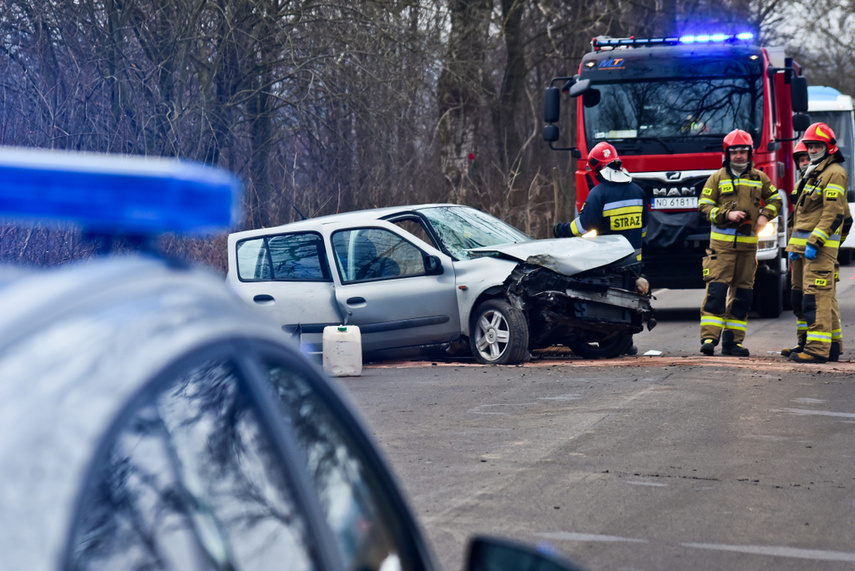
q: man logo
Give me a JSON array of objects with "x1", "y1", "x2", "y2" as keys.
[{"x1": 652, "y1": 186, "x2": 695, "y2": 197}]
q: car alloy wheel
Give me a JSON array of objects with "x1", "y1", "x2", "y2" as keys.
[{"x1": 469, "y1": 299, "x2": 529, "y2": 365}]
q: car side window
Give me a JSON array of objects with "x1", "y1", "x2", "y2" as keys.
[
  {"x1": 332, "y1": 228, "x2": 427, "y2": 283},
  {"x1": 67, "y1": 360, "x2": 318, "y2": 571},
  {"x1": 237, "y1": 232, "x2": 332, "y2": 282},
  {"x1": 267, "y1": 360, "x2": 423, "y2": 571}
]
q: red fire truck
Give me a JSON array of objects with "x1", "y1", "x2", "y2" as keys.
[{"x1": 544, "y1": 33, "x2": 810, "y2": 317}]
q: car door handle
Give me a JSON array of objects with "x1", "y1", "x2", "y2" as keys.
[
  {"x1": 253, "y1": 294, "x2": 275, "y2": 305},
  {"x1": 346, "y1": 297, "x2": 366, "y2": 305}
]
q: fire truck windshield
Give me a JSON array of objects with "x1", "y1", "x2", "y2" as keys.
[
  {"x1": 579, "y1": 46, "x2": 765, "y2": 155},
  {"x1": 583, "y1": 77, "x2": 763, "y2": 154}
]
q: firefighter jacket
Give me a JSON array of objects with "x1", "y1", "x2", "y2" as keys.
[
  {"x1": 786, "y1": 155, "x2": 850, "y2": 254},
  {"x1": 554, "y1": 179, "x2": 648, "y2": 251},
  {"x1": 698, "y1": 165, "x2": 782, "y2": 252}
]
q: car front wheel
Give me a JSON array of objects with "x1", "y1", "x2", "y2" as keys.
[{"x1": 469, "y1": 299, "x2": 529, "y2": 364}]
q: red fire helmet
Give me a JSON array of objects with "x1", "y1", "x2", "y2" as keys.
[
  {"x1": 587, "y1": 142, "x2": 620, "y2": 175},
  {"x1": 793, "y1": 140, "x2": 808, "y2": 161},
  {"x1": 802, "y1": 122, "x2": 838, "y2": 155},
  {"x1": 722, "y1": 129, "x2": 754, "y2": 155}
]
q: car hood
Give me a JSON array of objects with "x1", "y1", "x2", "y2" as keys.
[{"x1": 468, "y1": 235, "x2": 634, "y2": 277}]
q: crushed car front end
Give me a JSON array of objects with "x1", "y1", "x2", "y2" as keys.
[
  {"x1": 505, "y1": 254, "x2": 654, "y2": 348},
  {"x1": 480, "y1": 235, "x2": 655, "y2": 358}
]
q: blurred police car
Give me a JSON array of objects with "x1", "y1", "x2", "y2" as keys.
[{"x1": 0, "y1": 148, "x2": 580, "y2": 571}]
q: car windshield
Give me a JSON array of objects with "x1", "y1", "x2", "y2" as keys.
[{"x1": 417, "y1": 206, "x2": 531, "y2": 260}]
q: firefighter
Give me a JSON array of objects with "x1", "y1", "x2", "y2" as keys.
[
  {"x1": 553, "y1": 141, "x2": 648, "y2": 355},
  {"x1": 697, "y1": 129, "x2": 783, "y2": 356},
  {"x1": 794, "y1": 140, "x2": 810, "y2": 178},
  {"x1": 553, "y1": 142, "x2": 648, "y2": 260},
  {"x1": 784, "y1": 122, "x2": 852, "y2": 363}
]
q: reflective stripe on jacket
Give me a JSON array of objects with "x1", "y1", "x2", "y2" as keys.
[
  {"x1": 555, "y1": 179, "x2": 648, "y2": 250},
  {"x1": 787, "y1": 155, "x2": 850, "y2": 253},
  {"x1": 698, "y1": 165, "x2": 782, "y2": 251}
]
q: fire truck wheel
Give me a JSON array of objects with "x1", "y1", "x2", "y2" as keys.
[{"x1": 755, "y1": 270, "x2": 784, "y2": 318}]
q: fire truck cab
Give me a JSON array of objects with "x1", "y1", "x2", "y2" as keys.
[{"x1": 544, "y1": 33, "x2": 810, "y2": 318}]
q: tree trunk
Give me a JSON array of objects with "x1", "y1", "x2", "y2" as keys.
[{"x1": 437, "y1": 0, "x2": 492, "y2": 203}]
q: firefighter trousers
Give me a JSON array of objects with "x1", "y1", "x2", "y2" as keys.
[
  {"x1": 790, "y1": 249, "x2": 837, "y2": 359},
  {"x1": 834, "y1": 262, "x2": 842, "y2": 351},
  {"x1": 700, "y1": 247, "x2": 757, "y2": 345}
]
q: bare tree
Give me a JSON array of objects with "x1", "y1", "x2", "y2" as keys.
[{"x1": 0, "y1": 0, "x2": 811, "y2": 268}]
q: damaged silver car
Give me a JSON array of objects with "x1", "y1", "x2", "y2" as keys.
[{"x1": 227, "y1": 204, "x2": 655, "y2": 364}]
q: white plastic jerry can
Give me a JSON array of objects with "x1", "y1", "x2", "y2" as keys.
[{"x1": 322, "y1": 325, "x2": 363, "y2": 377}]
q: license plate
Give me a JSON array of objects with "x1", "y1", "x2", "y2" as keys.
[{"x1": 651, "y1": 197, "x2": 698, "y2": 210}]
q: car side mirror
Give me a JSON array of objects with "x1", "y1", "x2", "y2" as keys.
[
  {"x1": 466, "y1": 536, "x2": 584, "y2": 571},
  {"x1": 424, "y1": 254, "x2": 444, "y2": 275}
]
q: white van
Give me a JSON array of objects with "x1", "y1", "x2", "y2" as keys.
[{"x1": 807, "y1": 86, "x2": 855, "y2": 264}]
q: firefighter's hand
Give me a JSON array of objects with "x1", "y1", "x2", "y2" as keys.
[
  {"x1": 805, "y1": 244, "x2": 818, "y2": 260},
  {"x1": 788, "y1": 251, "x2": 801, "y2": 260},
  {"x1": 727, "y1": 210, "x2": 747, "y2": 223},
  {"x1": 755, "y1": 215, "x2": 769, "y2": 232},
  {"x1": 553, "y1": 223, "x2": 563, "y2": 238}
]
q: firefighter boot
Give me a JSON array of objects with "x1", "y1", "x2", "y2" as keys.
[
  {"x1": 721, "y1": 330, "x2": 750, "y2": 357},
  {"x1": 829, "y1": 342, "x2": 841, "y2": 362},
  {"x1": 781, "y1": 335, "x2": 805, "y2": 358},
  {"x1": 789, "y1": 351, "x2": 827, "y2": 364},
  {"x1": 700, "y1": 339, "x2": 715, "y2": 356},
  {"x1": 781, "y1": 345, "x2": 803, "y2": 357}
]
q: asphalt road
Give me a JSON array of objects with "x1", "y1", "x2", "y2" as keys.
[{"x1": 335, "y1": 264, "x2": 855, "y2": 571}]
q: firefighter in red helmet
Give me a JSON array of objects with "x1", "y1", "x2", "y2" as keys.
[
  {"x1": 784, "y1": 122, "x2": 852, "y2": 362},
  {"x1": 793, "y1": 140, "x2": 809, "y2": 178},
  {"x1": 697, "y1": 129, "x2": 783, "y2": 356},
  {"x1": 554, "y1": 141, "x2": 648, "y2": 355},
  {"x1": 553, "y1": 142, "x2": 648, "y2": 259}
]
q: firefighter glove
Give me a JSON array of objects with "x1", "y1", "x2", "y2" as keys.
[
  {"x1": 805, "y1": 244, "x2": 818, "y2": 260},
  {"x1": 553, "y1": 223, "x2": 562, "y2": 238},
  {"x1": 788, "y1": 251, "x2": 800, "y2": 260}
]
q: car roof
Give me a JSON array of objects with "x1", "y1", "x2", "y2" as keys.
[
  {"x1": 0, "y1": 255, "x2": 294, "y2": 569},
  {"x1": 228, "y1": 203, "x2": 468, "y2": 238}
]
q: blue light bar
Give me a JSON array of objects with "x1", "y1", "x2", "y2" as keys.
[
  {"x1": 0, "y1": 147, "x2": 242, "y2": 236},
  {"x1": 593, "y1": 32, "x2": 755, "y2": 51}
]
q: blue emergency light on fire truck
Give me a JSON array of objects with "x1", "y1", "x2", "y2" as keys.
[{"x1": 543, "y1": 32, "x2": 810, "y2": 318}]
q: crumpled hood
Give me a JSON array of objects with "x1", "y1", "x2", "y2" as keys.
[{"x1": 468, "y1": 235, "x2": 634, "y2": 277}]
